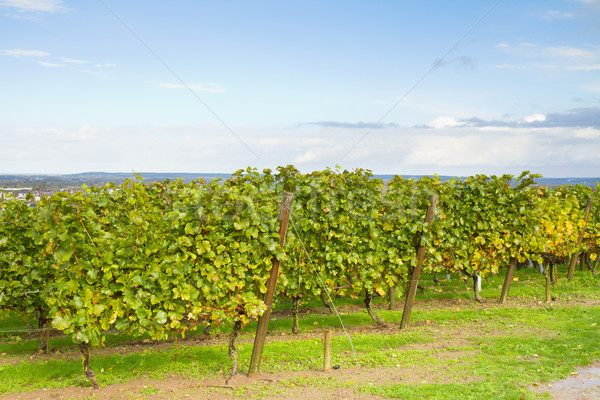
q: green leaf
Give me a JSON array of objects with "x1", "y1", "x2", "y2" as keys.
[
  {"x1": 52, "y1": 315, "x2": 71, "y2": 331},
  {"x1": 155, "y1": 310, "x2": 168, "y2": 325}
]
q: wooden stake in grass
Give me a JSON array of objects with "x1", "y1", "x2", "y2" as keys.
[
  {"x1": 79, "y1": 343, "x2": 99, "y2": 389},
  {"x1": 567, "y1": 198, "x2": 593, "y2": 281},
  {"x1": 400, "y1": 195, "x2": 438, "y2": 330},
  {"x1": 44, "y1": 319, "x2": 50, "y2": 354},
  {"x1": 248, "y1": 191, "x2": 293, "y2": 377},
  {"x1": 499, "y1": 257, "x2": 518, "y2": 304},
  {"x1": 291, "y1": 294, "x2": 301, "y2": 334},
  {"x1": 473, "y1": 273, "x2": 482, "y2": 303},
  {"x1": 323, "y1": 330, "x2": 332, "y2": 371},
  {"x1": 37, "y1": 309, "x2": 50, "y2": 353}
]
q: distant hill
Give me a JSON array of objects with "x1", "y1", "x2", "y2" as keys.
[
  {"x1": 373, "y1": 175, "x2": 600, "y2": 187},
  {"x1": 1, "y1": 172, "x2": 598, "y2": 191},
  {"x1": 0, "y1": 172, "x2": 230, "y2": 191}
]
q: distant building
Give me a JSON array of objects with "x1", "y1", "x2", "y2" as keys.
[{"x1": 1, "y1": 188, "x2": 33, "y2": 200}]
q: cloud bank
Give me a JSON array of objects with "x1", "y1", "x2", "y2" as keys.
[
  {"x1": 1, "y1": 106, "x2": 598, "y2": 178},
  {"x1": 0, "y1": 0, "x2": 67, "y2": 13},
  {"x1": 303, "y1": 121, "x2": 400, "y2": 129},
  {"x1": 458, "y1": 108, "x2": 600, "y2": 129},
  {"x1": 0, "y1": 48, "x2": 115, "y2": 76}
]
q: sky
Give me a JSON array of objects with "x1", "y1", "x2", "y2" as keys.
[{"x1": 1, "y1": 0, "x2": 599, "y2": 177}]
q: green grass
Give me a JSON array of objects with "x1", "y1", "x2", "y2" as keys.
[
  {"x1": 361, "y1": 381, "x2": 539, "y2": 400},
  {"x1": 0, "y1": 264, "x2": 590, "y2": 352},
  {"x1": 1, "y1": 265, "x2": 599, "y2": 399},
  {"x1": 414, "y1": 264, "x2": 600, "y2": 302}
]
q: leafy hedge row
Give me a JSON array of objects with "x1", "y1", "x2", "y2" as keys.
[{"x1": 0, "y1": 167, "x2": 598, "y2": 348}]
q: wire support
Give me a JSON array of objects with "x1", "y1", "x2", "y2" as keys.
[
  {"x1": 0, "y1": 327, "x2": 54, "y2": 334},
  {"x1": 340, "y1": 0, "x2": 504, "y2": 160},
  {"x1": 97, "y1": 0, "x2": 259, "y2": 160},
  {"x1": 460, "y1": 275, "x2": 485, "y2": 325},
  {"x1": 289, "y1": 219, "x2": 359, "y2": 366},
  {"x1": 0, "y1": 290, "x2": 48, "y2": 300}
]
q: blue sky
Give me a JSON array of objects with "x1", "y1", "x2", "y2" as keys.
[{"x1": 1, "y1": 0, "x2": 599, "y2": 177}]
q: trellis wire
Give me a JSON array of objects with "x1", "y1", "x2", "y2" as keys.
[{"x1": 289, "y1": 218, "x2": 359, "y2": 366}]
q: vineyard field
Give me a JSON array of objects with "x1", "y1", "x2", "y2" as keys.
[
  {"x1": 0, "y1": 266, "x2": 599, "y2": 399},
  {"x1": 1, "y1": 166, "x2": 599, "y2": 397}
]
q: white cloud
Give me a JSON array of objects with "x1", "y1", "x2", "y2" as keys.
[
  {"x1": 495, "y1": 63, "x2": 526, "y2": 69},
  {"x1": 523, "y1": 113, "x2": 546, "y2": 123},
  {"x1": 0, "y1": 48, "x2": 49, "y2": 58},
  {"x1": 502, "y1": 43, "x2": 600, "y2": 61},
  {"x1": 60, "y1": 57, "x2": 89, "y2": 65},
  {"x1": 403, "y1": 134, "x2": 530, "y2": 167},
  {"x1": 574, "y1": 0, "x2": 600, "y2": 6},
  {"x1": 1, "y1": 49, "x2": 116, "y2": 77},
  {"x1": 38, "y1": 60, "x2": 64, "y2": 67},
  {"x1": 574, "y1": 127, "x2": 600, "y2": 139},
  {"x1": 582, "y1": 82, "x2": 600, "y2": 93},
  {"x1": 427, "y1": 116, "x2": 464, "y2": 129},
  {"x1": 0, "y1": 0, "x2": 67, "y2": 13},
  {"x1": 497, "y1": 42, "x2": 600, "y2": 73},
  {"x1": 294, "y1": 149, "x2": 320, "y2": 163},
  {"x1": 570, "y1": 65, "x2": 600, "y2": 71},
  {"x1": 80, "y1": 63, "x2": 117, "y2": 77},
  {"x1": 81, "y1": 69, "x2": 111, "y2": 79},
  {"x1": 159, "y1": 83, "x2": 226, "y2": 93},
  {"x1": 398, "y1": 126, "x2": 600, "y2": 174},
  {"x1": 542, "y1": 10, "x2": 575, "y2": 19},
  {"x1": 544, "y1": 46, "x2": 597, "y2": 59},
  {"x1": 39, "y1": 126, "x2": 97, "y2": 141},
  {"x1": 1, "y1": 117, "x2": 599, "y2": 177}
]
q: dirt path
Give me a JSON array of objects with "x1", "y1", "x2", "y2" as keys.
[
  {"x1": 531, "y1": 360, "x2": 600, "y2": 400},
  {"x1": 5, "y1": 360, "x2": 600, "y2": 400},
  {"x1": 0, "y1": 361, "x2": 471, "y2": 400}
]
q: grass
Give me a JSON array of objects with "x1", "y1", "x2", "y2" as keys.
[
  {"x1": 0, "y1": 264, "x2": 599, "y2": 399},
  {"x1": 361, "y1": 381, "x2": 535, "y2": 400}
]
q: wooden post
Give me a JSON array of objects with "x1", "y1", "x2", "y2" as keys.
[
  {"x1": 400, "y1": 195, "x2": 438, "y2": 330},
  {"x1": 37, "y1": 310, "x2": 47, "y2": 353},
  {"x1": 567, "y1": 198, "x2": 593, "y2": 281},
  {"x1": 248, "y1": 192, "x2": 293, "y2": 377},
  {"x1": 323, "y1": 330, "x2": 332, "y2": 371},
  {"x1": 499, "y1": 257, "x2": 517, "y2": 304},
  {"x1": 291, "y1": 294, "x2": 301, "y2": 334},
  {"x1": 44, "y1": 319, "x2": 50, "y2": 353},
  {"x1": 473, "y1": 272, "x2": 482, "y2": 303}
]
